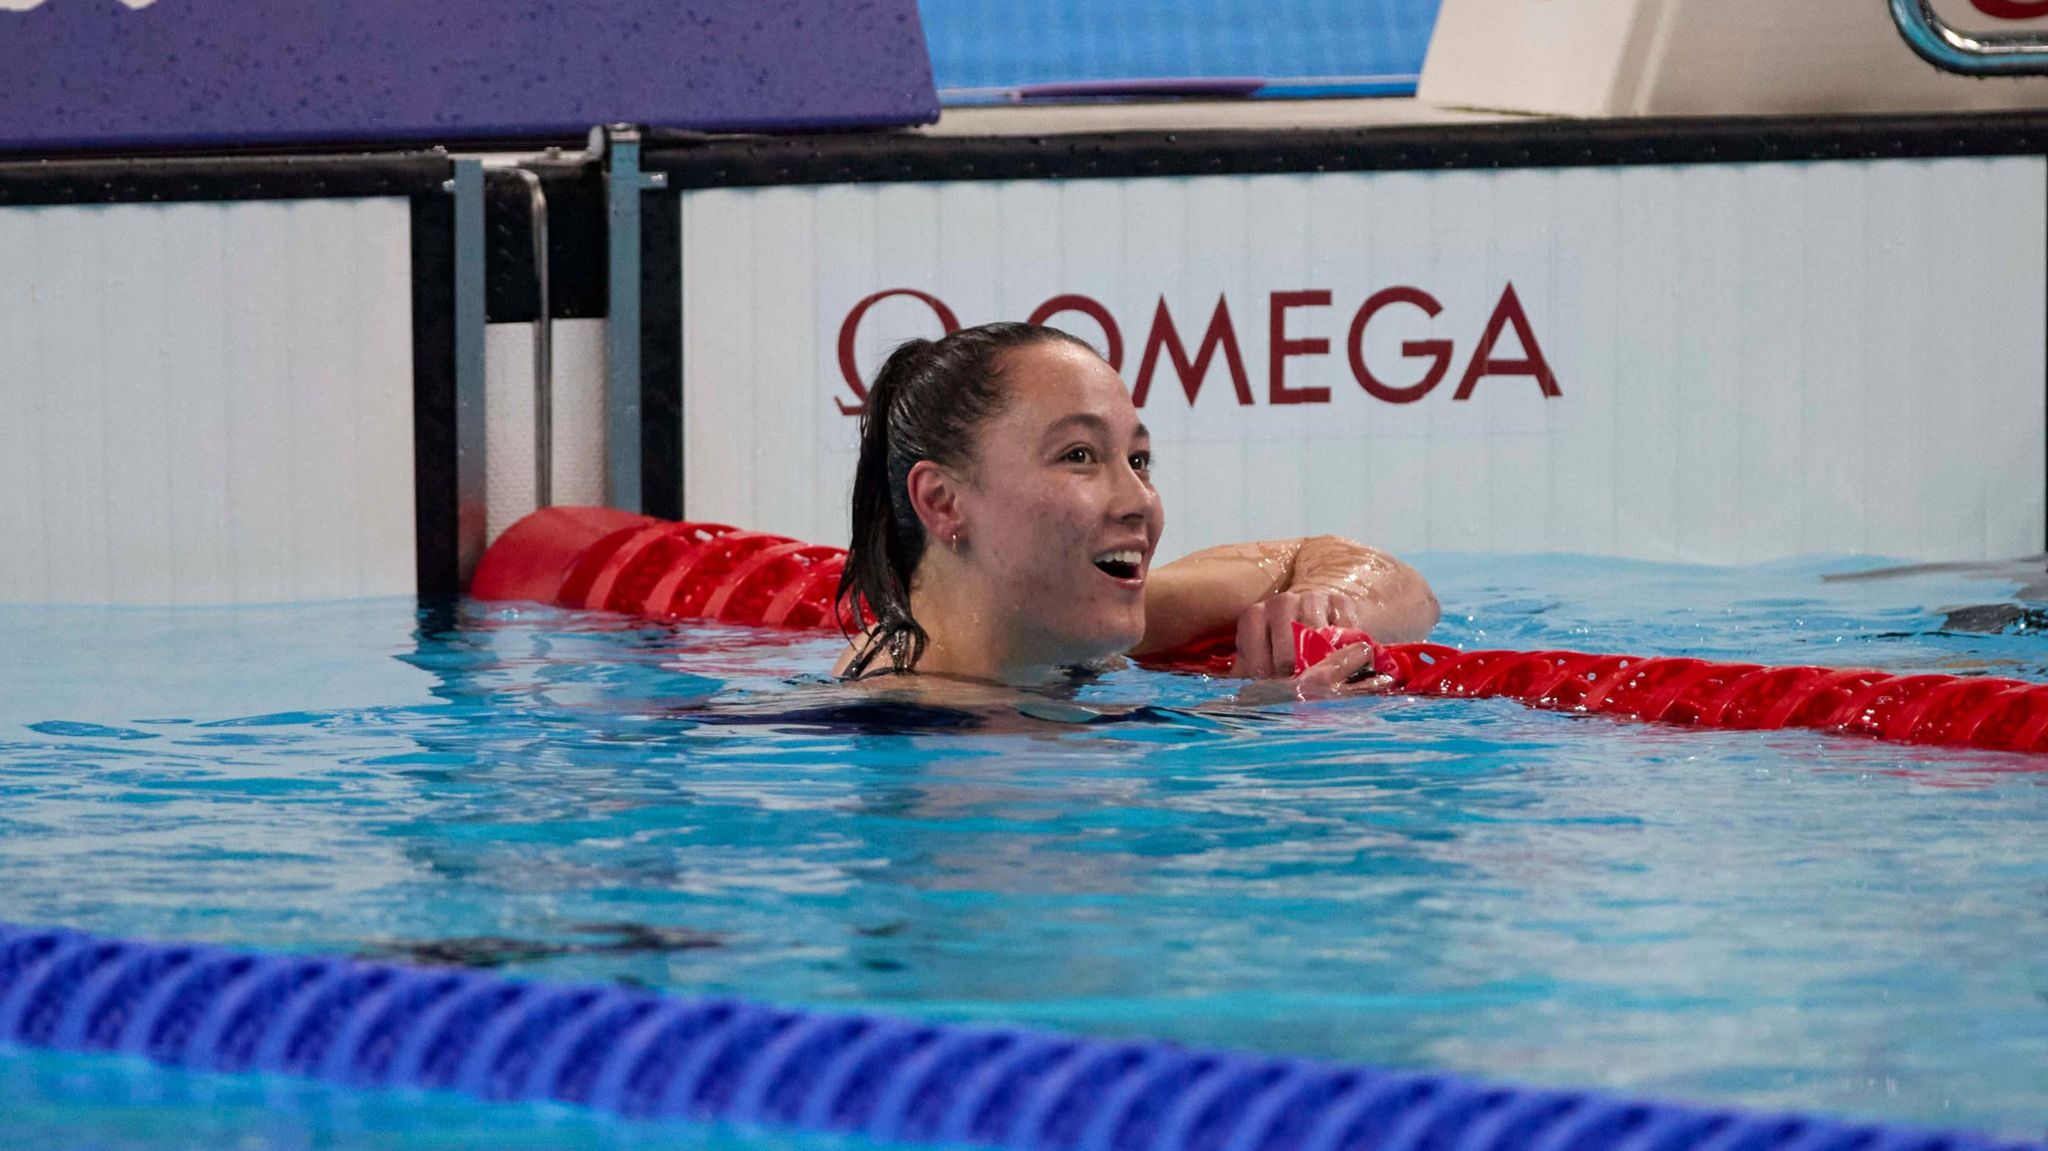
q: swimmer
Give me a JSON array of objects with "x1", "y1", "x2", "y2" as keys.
[{"x1": 831, "y1": 322, "x2": 1439, "y2": 700}]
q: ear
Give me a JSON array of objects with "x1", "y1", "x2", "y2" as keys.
[{"x1": 904, "y1": 459, "x2": 967, "y2": 547}]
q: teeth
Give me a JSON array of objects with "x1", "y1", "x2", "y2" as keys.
[{"x1": 1094, "y1": 550, "x2": 1144, "y2": 566}]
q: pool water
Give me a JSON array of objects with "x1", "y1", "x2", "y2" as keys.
[{"x1": 2, "y1": 554, "x2": 2046, "y2": 1148}]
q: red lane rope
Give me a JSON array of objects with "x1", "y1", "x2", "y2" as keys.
[{"x1": 471, "y1": 509, "x2": 2048, "y2": 755}]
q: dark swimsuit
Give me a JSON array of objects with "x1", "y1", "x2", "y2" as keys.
[{"x1": 657, "y1": 638, "x2": 1165, "y2": 734}]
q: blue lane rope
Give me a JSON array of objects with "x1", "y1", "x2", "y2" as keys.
[{"x1": 0, "y1": 923, "x2": 2036, "y2": 1151}]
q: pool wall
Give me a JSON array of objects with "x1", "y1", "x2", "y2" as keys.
[
  {"x1": 0, "y1": 154, "x2": 465, "y2": 605},
  {"x1": 6, "y1": 115, "x2": 2048, "y2": 604},
  {"x1": 652, "y1": 121, "x2": 2047, "y2": 565}
]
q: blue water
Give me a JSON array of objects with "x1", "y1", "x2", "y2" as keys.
[{"x1": 2, "y1": 554, "x2": 2047, "y2": 1148}]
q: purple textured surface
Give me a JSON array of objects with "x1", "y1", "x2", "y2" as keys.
[{"x1": 0, "y1": 0, "x2": 937, "y2": 153}]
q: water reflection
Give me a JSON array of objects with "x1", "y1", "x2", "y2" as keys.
[{"x1": 2, "y1": 556, "x2": 2046, "y2": 1136}]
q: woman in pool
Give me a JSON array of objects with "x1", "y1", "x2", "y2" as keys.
[{"x1": 833, "y1": 322, "x2": 1439, "y2": 697}]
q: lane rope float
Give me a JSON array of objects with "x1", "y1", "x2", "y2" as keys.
[
  {"x1": 0, "y1": 922, "x2": 2034, "y2": 1151},
  {"x1": 473, "y1": 508, "x2": 2048, "y2": 754}
]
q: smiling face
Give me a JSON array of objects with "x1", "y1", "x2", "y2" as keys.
[{"x1": 951, "y1": 340, "x2": 1165, "y2": 667}]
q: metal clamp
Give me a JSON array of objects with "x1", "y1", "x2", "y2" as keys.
[
  {"x1": 598, "y1": 124, "x2": 668, "y2": 513},
  {"x1": 450, "y1": 157, "x2": 488, "y2": 586},
  {"x1": 508, "y1": 168, "x2": 554, "y2": 510},
  {"x1": 1890, "y1": 0, "x2": 2048, "y2": 75}
]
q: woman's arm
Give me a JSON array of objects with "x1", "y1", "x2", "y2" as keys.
[{"x1": 1133, "y1": 535, "x2": 1439, "y2": 677}]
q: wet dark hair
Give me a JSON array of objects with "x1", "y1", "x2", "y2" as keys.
[{"x1": 838, "y1": 321, "x2": 1097, "y2": 677}]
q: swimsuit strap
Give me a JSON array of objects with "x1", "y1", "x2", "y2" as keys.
[
  {"x1": 840, "y1": 626, "x2": 913, "y2": 681},
  {"x1": 840, "y1": 639, "x2": 887, "y2": 680}
]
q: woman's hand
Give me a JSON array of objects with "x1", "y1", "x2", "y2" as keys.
[
  {"x1": 1235, "y1": 641, "x2": 1394, "y2": 704},
  {"x1": 1230, "y1": 587, "x2": 1364, "y2": 678}
]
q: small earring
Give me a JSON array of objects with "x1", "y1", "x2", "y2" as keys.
[{"x1": 948, "y1": 531, "x2": 962, "y2": 556}]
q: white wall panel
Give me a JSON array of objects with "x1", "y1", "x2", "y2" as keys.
[
  {"x1": 1672, "y1": 168, "x2": 1739, "y2": 562},
  {"x1": 1732, "y1": 165, "x2": 1805, "y2": 564},
  {"x1": 484, "y1": 317, "x2": 607, "y2": 544},
  {"x1": 101, "y1": 207, "x2": 171, "y2": 607},
  {"x1": 807, "y1": 186, "x2": 882, "y2": 539},
  {"x1": 0, "y1": 207, "x2": 37, "y2": 602},
  {"x1": 683, "y1": 189, "x2": 758, "y2": 530},
  {"x1": 160, "y1": 203, "x2": 235, "y2": 602},
  {"x1": 751, "y1": 188, "x2": 822, "y2": 539},
  {"x1": 1973, "y1": 160, "x2": 2048, "y2": 558},
  {"x1": 547, "y1": 320, "x2": 610, "y2": 515},
  {"x1": 0, "y1": 198, "x2": 416, "y2": 604},
  {"x1": 1479, "y1": 170, "x2": 1556, "y2": 557},
  {"x1": 35, "y1": 203, "x2": 114, "y2": 604},
  {"x1": 1797, "y1": 163, "x2": 1871, "y2": 558},
  {"x1": 1422, "y1": 172, "x2": 1501, "y2": 554},
  {"x1": 1344, "y1": 171, "x2": 1434, "y2": 556},
  {"x1": 680, "y1": 158, "x2": 2047, "y2": 564},
  {"x1": 1159, "y1": 176, "x2": 1253, "y2": 549}
]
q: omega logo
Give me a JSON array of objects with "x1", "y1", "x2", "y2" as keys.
[{"x1": 835, "y1": 285, "x2": 1560, "y2": 416}]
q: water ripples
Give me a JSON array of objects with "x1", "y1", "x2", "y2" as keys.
[{"x1": 0, "y1": 558, "x2": 2045, "y2": 1139}]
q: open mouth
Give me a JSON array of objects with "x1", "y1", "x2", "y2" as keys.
[{"x1": 1092, "y1": 549, "x2": 1145, "y2": 581}]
